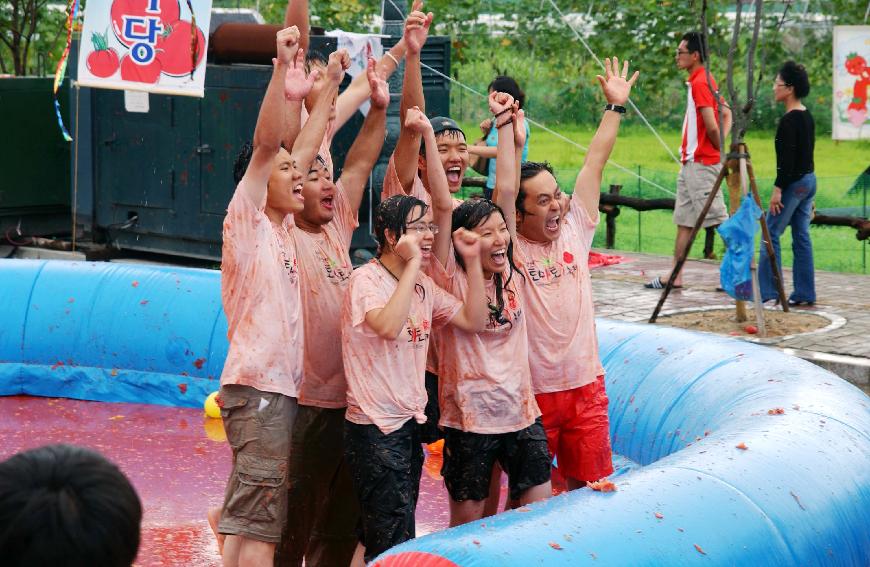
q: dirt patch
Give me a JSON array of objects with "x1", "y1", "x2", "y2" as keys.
[{"x1": 656, "y1": 308, "x2": 830, "y2": 338}]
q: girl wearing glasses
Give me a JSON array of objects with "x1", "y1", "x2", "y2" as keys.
[
  {"x1": 427, "y1": 92, "x2": 552, "y2": 527},
  {"x1": 340, "y1": 121, "x2": 488, "y2": 563}
]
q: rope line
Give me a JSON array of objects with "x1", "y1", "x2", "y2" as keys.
[{"x1": 544, "y1": 0, "x2": 681, "y2": 166}]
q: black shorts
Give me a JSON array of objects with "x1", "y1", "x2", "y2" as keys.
[
  {"x1": 343, "y1": 419, "x2": 424, "y2": 563},
  {"x1": 419, "y1": 371, "x2": 442, "y2": 444},
  {"x1": 442, "y1": 417, "x2": 551, "y2": 502}
]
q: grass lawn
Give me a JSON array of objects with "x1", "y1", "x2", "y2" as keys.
[{"x1": 458, "y1": 122, "x2": 870, "y2": 274}]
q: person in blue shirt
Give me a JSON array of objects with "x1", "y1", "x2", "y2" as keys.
[{"x1": 469, "y1": 76, "x2": 531, "y2": 200}]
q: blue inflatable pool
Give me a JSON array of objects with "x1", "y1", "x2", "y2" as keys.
[{"x1": 1, "y1": 259, "x2": 868, "y2": 566}]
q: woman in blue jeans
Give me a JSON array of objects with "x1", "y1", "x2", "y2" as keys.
[{"x1": 760, "y1": 61, "x2": 816, "y2": 306}]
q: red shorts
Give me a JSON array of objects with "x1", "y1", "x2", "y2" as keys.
[{"x1": 534, "y1": 376, "x2": 613, "y2": 483}]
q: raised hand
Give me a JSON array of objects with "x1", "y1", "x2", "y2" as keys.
[
  {"x1": 479, "y1": 118, "x2": 492, "y2": 135},
  {"x1": 452, "y1": 228, "x2": 481, "y2": 261},
  {"x1": 595, "y1": 56, "x2": 639, "y2": 106},
  {"x1": 403, "y1": 105, "x2": 432, "y2": 134},
  {"x1": 275, "y1": 25, "x2": 300, "y2": 66},
  {"x1": 395, "y1": 231, "x2": 423, "y2": 262},
  {"x1": 514, "y1": 107, "x2": 526, "y2": 149},
  {"x1": 488, "y1": 90, "x2": 515, "y2": 117},
  {"x1": 367, "y1": 56, "x2": 390, "y2": 109},
  {"x1": 284, "y1": 47, "x2": 317, "y2": 102},
  {"x1": 326, "y1": 48, "x2": 351, "y2": 85},
  {"x1": 404, "y1": 0, "x2": 433, "y2": 55}
]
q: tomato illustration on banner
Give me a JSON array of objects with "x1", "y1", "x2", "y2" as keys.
[
  {"x1": 77, "y1": 0, "x2": 212, "y2": 97},
  {"x1": 832, "y1": 26, "x2": 870, "y2": 140}
]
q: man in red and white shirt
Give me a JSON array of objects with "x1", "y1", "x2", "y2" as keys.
[{"x1": 646, "y1": 31, "x2": 732, "y2": 289}]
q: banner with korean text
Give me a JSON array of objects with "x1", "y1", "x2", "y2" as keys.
[{"x1": 77, "y1": 0, "x2": 212, "y2": 97}]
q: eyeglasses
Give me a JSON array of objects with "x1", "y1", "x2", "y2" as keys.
[
  {"x1": 406, "y1": 223, "x2": 439, "y2": 235},
  {"x1": 773, "y1": 81, "x2": 790, "y2": 88},
  {"x1": 675, "y1": 50, "x2": 691, "y2": 56}
]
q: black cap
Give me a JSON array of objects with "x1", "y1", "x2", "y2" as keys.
[{"x1": 429, "y1": 116, "x2": 465, "y2": 137}]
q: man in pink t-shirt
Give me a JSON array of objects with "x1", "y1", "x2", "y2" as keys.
[
  {"x1": 497, "y1": 57, "x2": 638, "y2": 491},
  {"x1": 646, "y1": 31, "x2": 732, "y2": 289},
  {"x1": 275, "y1": 58, "x2": 392, "y2": 567},
  {"x1": 215, "y1": 27, "x2": 343, "y2": 567}
]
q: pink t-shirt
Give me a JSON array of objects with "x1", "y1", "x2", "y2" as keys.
[
  {"x1": 381, "y1": 154, "x2": 462, "y2": 374},
  {"x1": 219, "y1": 190, "x2": 303, "y2": 398},
  {"x1": 430, "y1": 253, "x2": 539, "y2": 434},
  {"x1": 342, "y1": 261, "x2": 463, "y2": 435},
  {"x1": 514, "y1": 200, "x2": 605, "y2": 394},
  {"x1": 292, "y1": 180, "x2": 358, "y2": 408}
]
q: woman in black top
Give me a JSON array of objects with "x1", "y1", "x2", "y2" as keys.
[{"x1": 759, "y1": 61, "x2": 816, "y2": 306}]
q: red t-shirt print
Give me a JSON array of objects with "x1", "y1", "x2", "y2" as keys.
[{"x1": 680, "y1": 66, "x2": 721, "y2": 166}]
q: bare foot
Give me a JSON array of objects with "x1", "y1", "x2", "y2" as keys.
[{"x1": 207, "y1": 506, "x2": 225, "y2": 556}]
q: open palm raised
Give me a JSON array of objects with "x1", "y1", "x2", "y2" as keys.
[{"x1": 596, "y1": 56, "x2": 639, "y2": 106}]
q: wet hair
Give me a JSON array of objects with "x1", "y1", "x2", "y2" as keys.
[
  {"x1": 517, "y1": 161, "x2": 555, "y2": 214},
  {"x1": 419, "y1": 129, "x2": 467, "y2": 157},
  {"x1": 778, "y1": 60, "x2": 810, "y2": 99},
  {"x1": 304, "y1": 48, "x2": 329, "y2": 73},
  {"x1": 681, "y1": 32, "x2": 706, "y2": 63},
  {"x1": 488, "y1": 75, "x2": 526, "y2": 109},
  {"x1": 373, "y1": 195, "x2": 428, "y2": 298},
  {"x1": 0, "y1": 444, "x2": 142, "y2": 567},
  {"x1": 233, "y1": 141, "x2": 290, "y2": 185},
  {"x1": 452, "y1": 199, "x2": 523, "y2": 328}
]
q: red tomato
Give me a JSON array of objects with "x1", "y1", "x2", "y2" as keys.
[
  {"x1": 156, "y1": 20, "x2": 206, "y2": 76},
  {"x1": 86, "y1": 31, "x2": 120, "y2": 78},
  {"x1": 563, "y1": 251, "x2": 574, "y2": 264},
  {"x1": 845, "y1": 53, "x2": 867, "y2": 76},
  {"x1": 120, "y1": 54, "x2": 162, "y2": 83},
  {"x1": 744, "y1": 325, "x2": 758, "y2": 334},
  {"x1": 111, "y1": 0, "x2": 180, "y2": 47}
]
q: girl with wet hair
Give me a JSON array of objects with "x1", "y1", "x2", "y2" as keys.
[
  {"x1": 427, "y1": 91, "x2": 551, "y2": 528},
  {"x1": 341, "y1": 191, "x2": 489, "y2": 565}
]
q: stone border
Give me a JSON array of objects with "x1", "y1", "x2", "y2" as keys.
[{"x1": 631, "y1": 304, "x2": 846, "y2": 345}]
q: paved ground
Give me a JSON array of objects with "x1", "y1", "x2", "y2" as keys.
[{"x1": 591, "y1": 250, "x2": 870, "y2": 392}]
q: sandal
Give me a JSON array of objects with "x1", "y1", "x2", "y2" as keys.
[
  {"x1": 644, "y1": 276, "x2": 682, "y2": 289},
  {"x1": 787, "y1": 299, "x2": 815, "y2": 307}
]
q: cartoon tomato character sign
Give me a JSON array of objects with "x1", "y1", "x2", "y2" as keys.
[
  {"x1": 86, "y1": 31, "x2": 120, "y2": 77},
  {"x1": 157, "y1": 20, "x2": 206, "y2": 76}
]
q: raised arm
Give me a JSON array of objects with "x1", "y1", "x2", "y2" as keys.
[
  {"x1": 487, "y1": 91, "x2": 517, "y2": 213},
  {"x1": 394, "y1": 0, "x2": 432, "y2": 193},
  {"x1": 290, "y1": 49, "x2": 348, "y2": 174},
  {"x1": 447, "y1": 229, "x2": 488, "y2": 333},
  {"x1": 333, "y1": 39, "x2": 408, "y2": 131},
  {"x1": 338, "y1": 57, "x2": 390, "y2": 212},
  {"x1": 280, "y1": 45, "x2": 318, "y2": 153},
  {"x1": 405, "y1": 106, "x2": 452, "y2": 266},
  {"x1": 364, "y1": 233, "x2": 424, "y2": 339},
  {"x1": 237, "y1": 27, "x2": 301, "y2": 205},
  {"x1": 283, "y1": 0, "x2": 309, "y2": 52},
  {"x1": 573, "y1": 56, "x2": 638, "y2": 216}
]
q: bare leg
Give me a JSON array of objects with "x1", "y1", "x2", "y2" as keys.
[
  {"x1": 223, "y1": 535, "x2": 242, "y2": 567},
  {"x1": 668, "y1": 226, "x2": 694, "y2": 287},
  {"x1": 207, "y1": 506, "x2": 225, "y2": 556},
  {"x1": 349, "y1": 542, "x2": 366, "y2": 567},
  {"x1": 238, "y1": 539, "x2": 276, "y2": 567},
  {"x1": 482, "y1": 463, "x2": 502, "y2": 517},
  {"x1": 449, "y1": 497, "x2": 487, "y2": 527},
  {"x1": 518, "y1": 481, "x2": 551, "y2": 505}
]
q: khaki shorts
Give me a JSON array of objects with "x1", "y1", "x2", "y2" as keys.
[
  {"x1": 218, "y1": 384, "x2": 298, "y2": 543},
  {"x1": 673, "y1": 161, "x2": 728, "y2": 228}
]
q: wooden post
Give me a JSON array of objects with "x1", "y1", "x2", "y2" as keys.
[
  {"x1": 650, "y1": 165, "x2": 729, "y2": 323},
  {"x1": 725, "y1": 149, "x2": 748, "y2": 323},
  {"x1": 604, "y1": 184, "x2": 622, "y2": 249},
  {"x1": 737, "y1": 144, "x2": 766, "y2": 337},
  {"x1": 703, "y1": 227, "x2": 716, "y2": 259}
]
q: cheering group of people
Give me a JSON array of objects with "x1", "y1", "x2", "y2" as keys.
[{"x1": 211, "y1": 2, "x2": 637, "y2": 566}]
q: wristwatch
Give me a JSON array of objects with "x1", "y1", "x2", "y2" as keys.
[{"x1": 604, "y1": 104, "x2": 627, "y2": 114}]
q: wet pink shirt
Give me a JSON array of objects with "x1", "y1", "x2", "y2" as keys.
[
  {"x1": 430, "y1": 253, "x2": 539, "y2": 434},
  {"x1": 342, "y1": 261, "x2": 462, "y2": 435},
  {"x1": 514, "y1": 200, "x2": 605, "y2": 394},
  {"x1": 292, "y1": 180, "x2": 358, "y2": 408},
  {"x1": 219, "y1": 190, "x2": 303, "y2": 398},
  {"x1": 381, "y1": 154, "x2": 462, "y2": 374}
]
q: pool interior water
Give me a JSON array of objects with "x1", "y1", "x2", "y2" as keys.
[{"x1": 0, "y1": 396, "x2": 579, "y2": 566}]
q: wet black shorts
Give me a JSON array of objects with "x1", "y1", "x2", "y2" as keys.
[
  {"x1": 442, "y1": 417, "x2": 551, "y2": 502},
  {"x1": 344, "y1": 419, "x2": 424, "y2": 563},
  {"x1": 419, "y1": 371, "x2": 442, "y2": 444}
]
